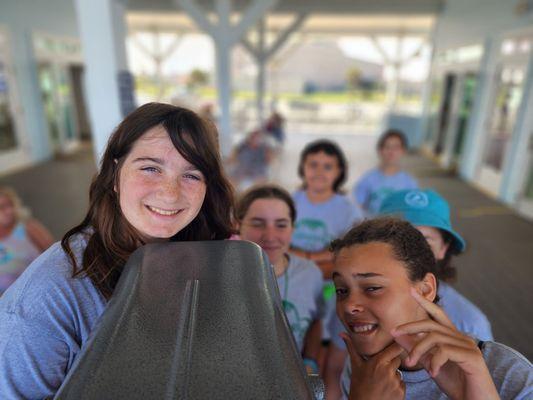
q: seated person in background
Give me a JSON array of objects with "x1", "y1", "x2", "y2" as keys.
[
  {"x1": 379, "y1": 188, "x2": 493, "y2": 341},
  {"x1": 353, "y1": 129, "x2": 417, "y2": 216},
  {"x1": 198, "y1": 102, "x2": 216, "y2": 124},
  {"x1": 236, "y1": 185, "x2": 324, "y2": 374},
  {"x1": 291, "y1": 139, "x2": 363, "y2": 279},
  {"x1": 290, "y1": 140, "x2": 363, "y2": 396},
  {"x1": 264, "y1": 111, "x2": 286, "y2": 144},
  {"x1": 227, "y1": 129, "x2": 273, "y2": 192},
  {"x1": 0, "y1": 186, "x2": 54, "y2": 295},
  {"x1": 332, "y1": 218, "x2": 532, "y2": 400}
]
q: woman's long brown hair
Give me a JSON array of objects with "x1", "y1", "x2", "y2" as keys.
[{"x1": 61, "y1": 103, "x2": 234, "y2": 299}]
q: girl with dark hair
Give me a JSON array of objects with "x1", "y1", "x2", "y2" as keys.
[
  {"x1": 331, "y1": 218, "x2": 532, "y2": 400},
  {"x1": 0, "y1": 103, "x2": 234, "y2": 398},
  {"x1": 327, "y1": 189, "x2": 494, "y2": 398},
  {"x1": 292, "y1": 139, "x2": 362, "y2": 277},
  {"x1": 291, "y1": 139, "x2": 363, "y2": 396},
  {"x1": 236, "y1": 184, "x2": 324, "y2": 373}
]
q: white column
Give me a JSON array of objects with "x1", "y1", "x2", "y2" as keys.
[
  {"x1": 74, "y1": 0, "x2": 131, "y2": 163},
  {"x1": 459, "y1": 38, "x2": 498, "y2": 180},
  {"x1": 256, "y1": 19, "x2": 266, "y2": 124},
  {"x1": 419, "y1": 31, "x2": 436, "y2": 149},
  {"x1": 388, "y1": 36, "x2": 404, "y2": 110},
  {"x1": 241, "y1": 12, "x2": 307, "y2": 125},
  {"x1": 500, "y1": 50, "x2": 533, "y2": 202},
  {"x1": 177, "y1": 0, "x2": 277, "y2": 156}
]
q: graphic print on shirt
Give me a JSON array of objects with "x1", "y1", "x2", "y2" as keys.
[
  {"x1": 292, "y1": 218, "x2": 332, "y2": 252},
  {"x1": 282, "y1": 299, "x2": 312, "y2": 347}
]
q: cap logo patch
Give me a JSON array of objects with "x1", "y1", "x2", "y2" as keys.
[{"x1": 404, "y1": 191, "x2": 429, "y2": 208}]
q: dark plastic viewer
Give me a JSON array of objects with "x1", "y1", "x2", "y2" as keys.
[{"x1": 54, "y1": 240, "x2": 324, "y2": 400}]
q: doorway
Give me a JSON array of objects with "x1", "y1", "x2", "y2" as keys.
[
  {"x1": 38, "y1": 62, "x2": 90, "y2": 154},
  {"x1": 477, "y1": 64, "x2": 526, "y2": 195}
]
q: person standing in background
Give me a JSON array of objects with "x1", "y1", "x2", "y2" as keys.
[{"x1": 353, "y1": 129, "x2": 417, "y2": 216}]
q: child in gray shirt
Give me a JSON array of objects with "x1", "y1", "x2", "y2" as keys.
[{"x1": 331, "y1": 218, "x2": 532, "y2": 400}]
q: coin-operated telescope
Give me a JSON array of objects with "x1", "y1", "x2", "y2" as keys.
[{"x1": 55, "y1": 241, "x2": 324, "y2": 400}]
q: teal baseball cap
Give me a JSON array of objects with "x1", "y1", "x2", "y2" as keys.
[{"x1": 378, "y1": 189, "x2": 466, "y2": 252}]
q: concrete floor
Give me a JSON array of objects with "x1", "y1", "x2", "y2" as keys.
[{"x1": 1, "y1": 132, "x2": 532, "y2": 361}]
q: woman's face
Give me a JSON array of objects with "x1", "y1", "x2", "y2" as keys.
[
  {"x1": 415, "y1": 225, "x2": 449, "y2": 261},
  {"x1": 117, "y1": 126, "x2": 207, "y2": 242},
  {"x1": 0, "y1": 195, "x2": 16, "y2": 228},
  {"x1": 302, "y1": 151, "x2": 341, "y2": 193},
  {"x1": 333, "y1": 242, "x2": 433, "y2": 357},
  {"x1": 238, "y1": 198, "x2": 293, "y2": 266}
]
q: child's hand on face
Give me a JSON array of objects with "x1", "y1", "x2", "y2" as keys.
[
  {"x1": 341, "y1": 332, "x2": 406, "y2": 400},
  {"x1": 391, "y1": 288, "x2": 499, "y2": 400}
]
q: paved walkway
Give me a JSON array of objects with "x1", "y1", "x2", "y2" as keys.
[{"x1": 1, "y1": 132, "x2": 532, "y2": 361}]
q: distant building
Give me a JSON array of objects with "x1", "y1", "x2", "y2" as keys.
[{"x1": 233, "y1": 39, "x2": 383, "y2": 93}]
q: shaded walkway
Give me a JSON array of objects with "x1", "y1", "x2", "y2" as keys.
[{"x1": 1, "y1": 133, "x2": 531, "y2": 361}]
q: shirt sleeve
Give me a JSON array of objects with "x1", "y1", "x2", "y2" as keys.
[
  {"x1": 329, "y1": 315, "x2": 346, "y2": 350},
  {"x1": 347, "y1": 201, "x2": 364, "y2": 229},
  {"x1": 407, "y1": 173, "x2": 418, "y2": 189},
  {"x1": 340, "y1": 358, "x2": 351, "y2": 400},
  {"x1": 0, "y1": 313, "x2": 73, "y2": 399},
  {"x1": 354, "y1": 175, "x2": 369, "y2": 209},
  {"x1": 458, "y1": 309, "x2": 494, "y2": 342}
]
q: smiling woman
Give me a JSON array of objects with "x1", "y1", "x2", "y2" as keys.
[
  {"x1": 0, "y1": 103, "x2": 235, "y2": 398},
  {"x1": 236, "y1": 185, "x2": 324, "y2": 372},
  {"x1": 117, "y1": 126, "x2": 207, "y2": 242}
]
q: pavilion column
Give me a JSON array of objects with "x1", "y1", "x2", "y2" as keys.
[
  {"x1": 177, "y1": 0, "x2": 278, "y2": 155},
  {"x1": 241, "y1": 12, "x2": 307, "y2": 125},
  {"x1": 74, "y1": 0, "x2": 135, "y2": 162}
]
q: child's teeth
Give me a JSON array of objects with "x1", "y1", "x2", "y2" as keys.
[{"x1": 352, "y1": 324, "x2": 376, "y2": 333}]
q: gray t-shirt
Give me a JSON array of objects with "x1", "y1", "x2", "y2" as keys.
[
  {"x1": 341, "y1": 341, "x2": 533, "y2": 399},
  {"x1": 291, "y1": 190, "x2": 363, "y2": 252},
  {"x1": 353, "y1": 168, "x2": 418, "y2": 216},
  {"x1": 0, "y1": 233, "x2": 107, "y2": 399},
  {"x1": 277, "y1": 254, "x2": 325, "y2": 352}
]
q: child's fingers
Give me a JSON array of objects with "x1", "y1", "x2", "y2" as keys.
[
  {"x1": 403, "y1": 331, "x2": 474, "y2": 367},
  {"x1": 428, "y1": 346, "x2": 452, "y2": 377},
  {"x1": 340, "y1": 332, "x2": 363, "y2": 368},
  {"x1": 389, "y1": 354, "x2": 402, "y2": 371},
  {"x1": 410, "y1": 288, "x2": 454, "y2": 328},
  {"x1": 391, "y1": 319, "x2": 458, "y2": 338},
  {"x1": 374, "y1": 342, "x2": 406, "y2": 364},
  {"x1": 426, "y1": 343, "x2": 481, "y2": 377}
]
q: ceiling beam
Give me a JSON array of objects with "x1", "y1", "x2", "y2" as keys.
[{"x1": 127, "y1": 0, "x2": 443, "y2": 15}]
